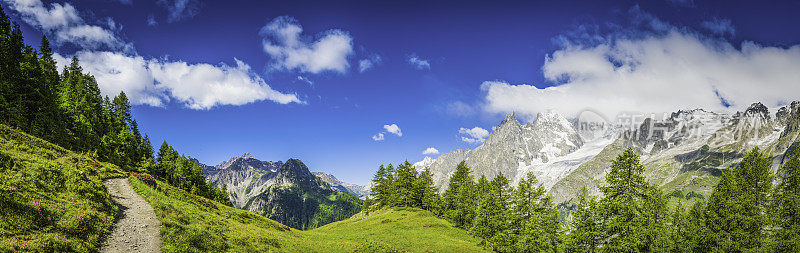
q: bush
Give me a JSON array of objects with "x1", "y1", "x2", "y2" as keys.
[{"x1": 133, "y1": 173, "x2": 157, "y2": 188}]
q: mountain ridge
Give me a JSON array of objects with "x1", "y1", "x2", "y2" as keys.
[
  {"x1": 202, "y1": 154, "x2": 364, "y2": 229},
  {"x1": 422, "y1": 101, "x2": 800, "y2": 204}
]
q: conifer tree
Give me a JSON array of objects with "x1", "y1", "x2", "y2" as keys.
[
  {"x1": 770, "y1": 149, "x2": 800, "y2": 252},
  {"x1": 442, "y1": 161, "x2": 476, "y2": 229},
  {"x1": 370, "y1": 164, "x2": 388, "y2": 206},
  {"x1": 564, "y1": 188, "x2": 603, "y2": 253},
  {"x1": 416, "y1": 167, "x2": 440, "y2": 212},
  {"x1": 705, "y1": 147, "x2": 773, "y2": 251},
  {"x1": 512, "y1": 172, "x2": 560, "y2": 253},
  {"x1": 472, "y1": 172, "x2": 513, "y2": 251},
  {"x1": 598, "y1": 147, "x2": 668, "y2": 252},
  {"x1": 393, "y1": 161, "x2": 418, "y2": 207},
  {"x1": 510, "y1": 173, "x2": 559, "y2": 252},
  {"x1": 676, "y1": 200, "x2": 710, "y2": 252}
]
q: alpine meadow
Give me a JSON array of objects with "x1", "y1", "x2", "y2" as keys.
[{"x1": 2, "y1": 0, "x2": 800, "y2": 252}]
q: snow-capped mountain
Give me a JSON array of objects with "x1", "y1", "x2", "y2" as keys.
[
  {"x1": 423, "y1": 101, "x2": 800, "y2": 204},
  {"x1": 425, "y1": 110, "x2": 588, "y2": 191}
]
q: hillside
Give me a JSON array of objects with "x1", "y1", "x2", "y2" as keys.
[
  {"x1": 128, "y1": 175, "x2": 488, "y2": 252},
  {"x1": 0, "y1": 124, "x2": 125, "y2": 252}
]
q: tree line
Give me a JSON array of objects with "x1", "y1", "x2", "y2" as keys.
[
  {"x1": 0, "y1": 6, "x2": 229, "y2": 205},
  {"x1": 365, "y1": 147, "x2": 800, "y2": 252},
  {"x1": 0, "y1": 6, "x2": 151, "y2": 169},
  {"x1": 140, "y1": 141, "x2": 231, "y2": 205}
]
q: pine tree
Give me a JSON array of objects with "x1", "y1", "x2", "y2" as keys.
[
  {"x1": 393, "y1": 161, "x2": 418, "y2": 207},
  {"x1": 370, "y1": 164, "x2": 389, "y2": 206},
  {"x1": 770, "y1": 148, "x2": 800, "y2": 252},
  {"x1": 37, "y1": 35, "x2": 67, "y2": 145},
  {"x1": 472, "y1": 172, "x2": 513, "y2": 251},
  {"x1": 564, "y1": 188, "x2": 603, "y2": 253},
  {"x1": 675, "y1": 200, "x2": 710, "y2": 252},
  {"x1": 384, "y1": 164, "x2": 398, "y2": 206},
  {"x1": 442, "y1": 161, "x2": 476, "y2": 229},
  {"x1": 416, "y1": 167, "x2": 439, "y2": 212},
  {"x1": 637, "y1": 184, "x2": 671, "y2": 252},
  {"x1": 705, "y1": 147, "x2": 773, "y2": 252},
  {"x1": 512, "y1": 172, "x2": 560, "y2": 253},
  {"x1": 598, "y1": 147, "x2": 667, "y2": 252}
]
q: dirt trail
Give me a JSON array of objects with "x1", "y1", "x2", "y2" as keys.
[{"x1": 101, "y1": 178, "x2": 162, "y2": 253}]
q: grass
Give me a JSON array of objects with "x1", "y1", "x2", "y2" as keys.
[
  {"x1": 129, "y1": 175, "x2": 489, "y2": 252},
  {"x1": 0, "y1": 124, "x2": 125, "y2": 252}
]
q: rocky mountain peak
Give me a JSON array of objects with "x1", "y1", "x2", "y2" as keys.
[
  {"x1": 276, "y1": 159, "x2": 317, "y2": 187},
  {"x1": 240, "y1": 152, "x2": 255, "y2": 159},
  {"x1": 743, "y1": 102, "x2": 770, "y2": 119},
  {"x1": 534, "y1": 110, "x2": 573, "y2": 129},
  {"x1": 500, "y1": 112, "x2": 518, "y2": 126}
]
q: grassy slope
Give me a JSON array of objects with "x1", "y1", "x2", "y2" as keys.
[
  {"x1": 129, "y1": 176, "x2": 488, "y2": 252},
  {"x1": 0, "y1": 124, "x2": 125, "y2": 252}
]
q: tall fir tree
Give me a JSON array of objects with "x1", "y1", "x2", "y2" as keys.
[
  {"x1": 705, "y1": 147, "x2": 773, "y2": 252},
  {"x1": 371, "y1": 164, "x2": 390, "y2": 206},
  {"x1": 770, "y1": 148, "x2": 800, "y2": 252},
  {"x1": 598, "y1": 148, "x2": 668, "y2": 252},
  {"x1": 393, "y1": 161, "x2": 418, "y2": 207},
  {"x1": 415, "y1": 167, "x2": 440, "y2": 213},
  {"x1": 512, "y1": 172, "x2": 560, "y2": 253},
  {"x1": 564, "y1": 187, "x2": 604, "y2": 253},
  {"x1": 472, "y1": 172, "x2": 513, "y2": 251},
  {"x1": 442, "y1": 161, "x2": 476, "y2": 229}
]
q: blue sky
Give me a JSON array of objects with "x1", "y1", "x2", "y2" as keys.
[{"x1": 4, "y1": 0, "x2": 800, "y2": 185}]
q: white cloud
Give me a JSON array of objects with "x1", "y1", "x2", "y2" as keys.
[
  {"x1": 358, "y1": 54, "x2": 382, "y2": 73},
  {"x1": 372, "y1": 133, "x2": 385, "y2": 141},
  {"x1": 12, "y1": 0, "x2": 300, "y2": 110},
  {"x1": 149, "y1": 58, "x2": 302, "y2": 109},
  {"x1": 55, "y1": 51, "x2": 302, "y2": 109},
  {"x1": 157, "y1": 0, "x2": 200, "y2": 23},
  {"x1": 422, "y1": 147, "x2": 439, "y2": 155},
  {"x1": 701, "y1": 18, "x2": 735, "y2": 36},
  {"x1": 482, "y1": 11, "x2": 800, "y2": 119},
  {"x1": 459, "y1": 127, "x2": 490, "y2": 144},
  {"x1": 407, "y1": 53, "x2": 430, "y2": 70},
  {"x1": 3, "y1": 0, "x2": 126, "y2": 50},
  {"x1": 383, "y1": 124, "x2": 402, "y2": 136},
  {"x1": 55, "y1": 51, "x2": 165, "y2": 106},
  {"x1": 260, "y1": 16, "x2": 353, "y2": 74}
]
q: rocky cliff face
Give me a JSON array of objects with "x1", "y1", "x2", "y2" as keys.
[
  {"x1": 242, "y1": 159, "x2": 361, "y2": 230},
  {"x1": 312, "y1": 172, "x2": 371, "y2": 198},
  {"x1": 203, "y1": 155, "x2": 363, "y2": 229},
  {"x1": 425, "y1": 110, "x2": 591, "y2": 191},
  {"x1": 424, "y1": 101, "x2": 800, "y2": 204},
  {"x1": 204, "y1": 153, "x2": 283, "y2": 208}
]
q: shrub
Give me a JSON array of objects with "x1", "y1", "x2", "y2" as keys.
[{"x1": 132, "y1": 173, "x2": 157, "y2": 188}]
